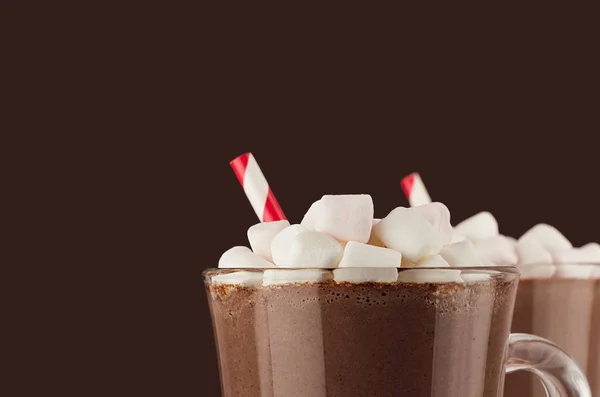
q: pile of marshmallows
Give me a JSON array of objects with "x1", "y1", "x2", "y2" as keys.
[{"x1": 216, "y1": 195, "x2": 600, "y2": 286}]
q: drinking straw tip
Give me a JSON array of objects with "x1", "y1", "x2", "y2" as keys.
[{"x1": 230, "y1": 152, "x2": 251, "y2": 167}]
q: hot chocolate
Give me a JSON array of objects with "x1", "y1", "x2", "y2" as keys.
[{"x1": 206, "y1": 272, "x2": 517, "y2": 397}]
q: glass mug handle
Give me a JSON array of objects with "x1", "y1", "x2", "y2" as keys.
[{"x1": 505, "y1": 333, "x2": 591, "y2": 397}]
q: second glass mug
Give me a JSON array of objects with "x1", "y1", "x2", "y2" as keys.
[
  {"x1": 506, "y1": 263, "x2": 600, "y2": 397},
  {"x1": 204, "y1": 266, "x2": 591, "y2": 397}
]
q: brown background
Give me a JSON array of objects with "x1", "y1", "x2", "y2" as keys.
[{"x1": 2, "y1": 2, "x2": 599, "y2": 396}]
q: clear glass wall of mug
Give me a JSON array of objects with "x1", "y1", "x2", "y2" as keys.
[{"x1": 205, "y1": 266, "x2": 591, "y2": 397}]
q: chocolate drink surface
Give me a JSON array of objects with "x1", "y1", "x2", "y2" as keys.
[
  {"x1": 505, "y1": 277, "x2": 598, "y2": 397},
  {"x1": 206, "y1": 276, "x2": 517, "y2": 397}
]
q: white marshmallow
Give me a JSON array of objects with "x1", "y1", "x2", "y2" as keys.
[
  {"x1": 271, "y1": 227, "x2": 343, "y2": 268},
  {"x1": 247, "y1": 220, "x2": 290, "y2": 261},
  {"x1": 519, "y1": 223, "x2": 572, "y2": 253},
  {"x1": 263, "y1": 269, "x2": 332, "y2": 286},
  {"x1": 367, "y1": 219, "x2": 384, "y2": 247},
  {"x1": 399, "y1": 255, "x2": 463, "y2": 283},
  {"x1": 401, "y1": 258, "x2": 417, "y2": 267},
  {"x1": 333, "y1": 267, "x2": 398, "y2": 283},
  {"x1": 270, "y1": 224, "x2": 308, "y2": 265},
  {"x1": 591, "y1": 266, "x2": 600, "y2": 279},
  {"x1": 460, "y1": 270, "x2": 495, "y2": 282},
  {"x1": 554, "y1": 264, "x2": 596, "y2": 279},
  {"x1": 338, "y1": 241, "x2": 401, "y2": 268},
  {"x1": 439, "y1": 241, "x2": 482, "y2": 267},
  {"x1": 416, "y1": 254, "x2": 449, "y2": 267},
  {"x1": 218, "y1": 246, "x2": 276, "y2": 268},
  {"x1": 516, "y1": 236, "x2": 553, "y2": 266},
  {"x1": 450, "y1": 231, "x2": 467, "y2": 244},
  {"x1": 315, "y1": 195, "x2": 374, "y2": 243},
  {"x1": 373, "y1": 207, "x2": 445, "y2": 262},
  {"x1": 474, "y1": 235, "x2": 518, "y2": 266},
  {"x1": 398, "y1": 265, "x2": 463, "y2": 283},
  {"x1": 519, "y1": 264, "x2": 556, "y2": 279},
  {"x1": 300, "y1": 199, "x2": 324, "y2": 230},
  {"x1": 553, "y1": 248, "x2": 600, "y2": 264},
  {"x1": 581, "y1": 242, "x2": 600, "y2": 253},
  {"x1": 412, "y1": 202, "x2": 453, "y2": 244},
  {"x1": 212, "y1": 271, "x2": 263, "y2": 286},
  {"x1": 453, "y1": 212, "x2": 499, "y2": 242}
]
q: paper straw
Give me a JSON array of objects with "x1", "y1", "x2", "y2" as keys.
[
  {"x1": 230, "y1": 152, "x2": 287, "y2": 222},
  {"x1": 401, "y1": 172, "x2": 432, "y2": 207}
]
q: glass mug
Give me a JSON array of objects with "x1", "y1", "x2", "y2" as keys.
[
  {"x1": 506, "y1": 263, "x2": 600, "y2": 397},
  {"x1": 204, "y1": 266, "x2": 591, "y2": 397}
]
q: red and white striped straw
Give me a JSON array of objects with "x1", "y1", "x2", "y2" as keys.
[
  {"x1": 401, "y1": 172, "x2": 432, "y2": 207},
  {"x1": 230, "y1": 152, "x2": 287, "y2": 222}
]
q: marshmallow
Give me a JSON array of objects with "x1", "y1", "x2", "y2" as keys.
[
  {"x1": 416, "y1": 254, "x2": 449, "y2": 267},
  {"x1": 270, "y1": 224, "x2": 308, "y2": 264},
  {"x1": 581, "y1": 242, "x2": 600, "y2": 253},
  {"x1": 450, "y1": 231, "x2": 467, "y2": 244},
  {"x1": 367, "y1": 219, "x2": 385, "y2": 247},
  {"x1": 401, "y1": 258, "x2": 417, "y2": 267},
  {"x1": 271, "y1": 226, "x2": 343, "y2": 268},
  {"x1": 519, "y1": 223, "x2": 572, "y2": 253},
  {"x1": 519, "y1": 264, "x2": 556, "y2": 279},
  {"x1": 474, "y1": 235, "x2": 518, "y2": 266},
  {"x1": 247, "y1": 220, "x2": 291, "y2": 261},
  {"x1": 315, "y1": 195, "x2": 374, "y2": 243},
  {"x1": 516, "y1": 236, "x2": 553, "y2": 266},
  {"x1": 373, "y1": 207, "x2": 445, "y2": 262},
  {"x1": 453, "y1": 212, "x2": 499, "y2": 242},
  {"x1": 300, "y1": 199, "x2": 324, "y2": 230},
  {"x1": 212, "y1": 271, "x2": 263, "y2": 286},
  {"x1": 398, "y1": 264, "x2": 463, "y2": 283},
  {"x1": 553, "y1": 248, "x2": 600, "y2": 264},
  {"x1": 460, "y1": 270, "x2": 495, "y2": 282},
  {"x1": 439, "y1": 241, "x2": 482, "y2": 267},
  {"x1": 263, "y1": 269, "x2": 332, "y2": 286},
  {"x1": 412, "y1": 202, "x2": 453, "y2": 244},
  {"x1": 218, "y1": 246, "x2": 276, "y2": 268},
  {"x1": 338, "y1": 241, "x2": 401, "y2": 268},
  {"x1": 554, "y1": 264, "x2": 596, "y2": 279},
  {"x1": 334, "y1": 267, "x2": 398, "y2": 283},
  {"x1": 592, "y1": 266, "x2": 600, "y2": 279}
]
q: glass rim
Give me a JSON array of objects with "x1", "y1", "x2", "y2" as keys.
[
  {"x1": 519, "y1": 262, "x2": 600, "y2": 266},
  {"x1": 203, "y1": 265, "x2": 520, "y2": 276}
]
